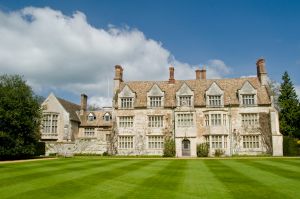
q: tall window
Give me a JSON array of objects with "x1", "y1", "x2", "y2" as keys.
[
  {"x1": 211, "y1": 114, "x2": 221, "y2": 126},
  {"x1": 121, "y1": 97, "x2": 133, "y2": 108},
  {"x1": 179, "y1": 96, "x2": 192, "y2": 106},
  {"x1": 84, "y1": 128, "x2": 95, "y2": 137},
  {"x1": 150, "y1": 97, "x2": 162, "y2": 107},
  {"x1": 148, "y1": 136, "x2": 164, "y2": 149},
  {"x1": 118, "y1": 136, "x2": 133, "y2": 149},
  {"x1": 241, "y1": 113, "x2": 258, "y2": 126},
  {"x1": 242, "y1": 94, "x2": 255, "y2": 105},
  {"x1": 43, "y1": 113, "x2": 58, "y2": 134},
  {"x1": 209, "y1": 95, "x2": 221, "y2": 107},
  {"x1": 243, "y1": 135, "x2": 259, "y2": 148},
  {"x1": 119, "y1": 116, "x2": 134, "y2": 127},
  {"x1": 177, "y1": 113, "x2": 193, "y2": 127},
  {"x1": 148, "y1": 116, "x2": 163, "y2": 127}
]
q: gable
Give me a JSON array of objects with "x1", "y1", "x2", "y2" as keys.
[
  {"x1": 206, "y1": 82, "x2": 223, "y2": 95},
  {"x1": 148, "y1": 84, "x2": 164, "y2": 96},
  {"x1": 239, "y1": 81, "x2": 256, "y2": 94},
  {"x1": 176, "y1": 82, "x2": 193, "y2": 96},
  {"x1": 119, "y1": 85, "x2": 135, "y2": 97}
]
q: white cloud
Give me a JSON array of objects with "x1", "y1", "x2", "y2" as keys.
[{"x1": 0, "y1": 7, "x2": 231, "y2": 107}]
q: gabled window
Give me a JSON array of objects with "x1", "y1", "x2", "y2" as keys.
[
  {"x1": 179, "y1": 96, "x2": 192, "y2": 107},
  {"x1": 242, "y1": 94, "x2": 255, "y2": 106},
  {"x1": 238, "y1": 81, "x2": 257, "y2": 107},
  {"x1": 208, "y1": 95, "x2": 221, "y2": 107},
  {"x1": 103, "y1": 112, "x2": 112, "y2": 121},
  {"x1": 176, "y1": 83, "x2": 194, "y2": 107},
  {"x1": 206, "y1": 82, "x2": 224, "y2": 107},
  {"x1": 121, "y1": 97, "x2": 133, "y2": 108},
  {"x1": 118, "y1": 85, "x2": 135, "y2": 109},
  {"x1": 88, "y1": 113, "x2": 96, "y2": 121},
  {"x1": 150, "y1": 97, "x2": 162, "y2": 107}
]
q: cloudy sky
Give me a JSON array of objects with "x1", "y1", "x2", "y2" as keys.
[{"x1": 0, "y1": 0, "x2": 299, "y2": 106}]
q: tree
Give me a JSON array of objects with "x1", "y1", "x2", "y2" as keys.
[
  {"x1": 0, "y1": 75, "x2": 42, "y2": 160},
  {"x1": 278, "y1": 71, "x2": 300, "y2": 138}
]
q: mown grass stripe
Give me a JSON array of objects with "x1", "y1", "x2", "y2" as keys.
[
  {"x1": 116, "y1": 160, "x2": 187, "y2": 198},
  {"x1": 0, "y1": 158, "x2": 118, "y2": 188},
  {"x1": 178, "y1": 160, "x2": 232, "y2": 199},
  {"x1": 223, "y1": 159, "x2": 298, "y2": 198},
  {"x1": 73, "y1": 159, "x2": 165, "y2": 198},
  {"x1": 1, "y1": 159, "x2": 123, "y2": 199},
  {"x1": 204, "y1": 160, "x2": 287, "y2": 199},
  {"x1": 239, "y1": 159, "x2": 300, "y2": 181},
  {"x1": 0, "y1": 158, "x2": 102, "y2": 180},
  {"x1": 6, "y1": 160, "x2": 153, "y2": 199}
]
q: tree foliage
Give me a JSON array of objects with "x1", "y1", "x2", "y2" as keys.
[
  {"x1": 278, "y1": 71, "x2": 300, "y2": 138},
  {"x1": 0, "y1": 75, "x2": 42, "y2": 160}
]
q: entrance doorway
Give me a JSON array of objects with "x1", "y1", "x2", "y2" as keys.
[{"x1": 182, "y1": 139, "x2": 191, "y2": 156}]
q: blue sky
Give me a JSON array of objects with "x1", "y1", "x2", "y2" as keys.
[{"x1": 0, "y1": 0, "x2": 299, "y2": 105}]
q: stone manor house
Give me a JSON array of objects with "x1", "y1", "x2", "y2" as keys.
[{"x1": 41, "y1": 59, "x2": 283, "y2": 157}]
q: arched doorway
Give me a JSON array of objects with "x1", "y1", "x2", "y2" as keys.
[{"x1": 182, "y1": 139, "x2": 191, "y2": 156}]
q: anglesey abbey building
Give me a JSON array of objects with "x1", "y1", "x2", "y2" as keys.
[{"x1": 41, "y1": 59, "x2": 283, "y2": 157}]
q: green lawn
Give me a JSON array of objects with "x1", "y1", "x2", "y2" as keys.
[{"x1": 0, "y1": 157, "x2": 299, "y2": 199}]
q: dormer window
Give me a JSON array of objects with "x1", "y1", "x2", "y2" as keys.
[
  {"x1": 208, "y1": 95, "x2": 221, "y2": 107},
  {"x1": 88, "y1": 113, "x2": 96, "y2": 121},
  {"x1": 179, "y1": 96, "x2": 192, "y2": 107},
  {"x1": 121, "y1": 97, "x2": 133, "y2": 108},
  {"x1": 206, "y1": 82, "x2": 224, "y2": 107},
  {"x1": 150, "y1": 96, "x2": 162, "y2": 107},
  {"x1": 242, "y1": 94, "x2": 255, "y2": 105},
  {"x1": 176, "y1": 83, "x2": 194, "y2": 107},
  {"x1": 103, "y1": 112, "x2": 112, "y2": 121},
  {"x1": 238, "y1": 81, "x2": 257, "y2": 107}
]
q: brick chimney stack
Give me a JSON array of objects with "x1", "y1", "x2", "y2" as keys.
[
  {"x1": 256, "y1": 58, "x2": 268, "y2": 86},
  {"x1": 114, "y1": 65, "x2": 123, "y2": 94},
  {"x1": 169, "y1": 66, "x2": 175, "y2": 84},
  {"x1": 80, "y1": 94, "x2": 87, "y2": 115},
  {"x1": 200, "y1": 66, "x2": 207, "y2": 80},
  {"x1": 195, "y1": 69, "x2": 201, "y2": 80}
]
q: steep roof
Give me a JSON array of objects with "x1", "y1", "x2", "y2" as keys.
[
  {"x1": 79, "y1": 110, "x2": 113, "y2": 127},
  {"x1": 118, "y1": 77, "x2": 271, "y2": 108},
  {"x1": 57, "y1": 97, "x2": 81, "y2": 122}
]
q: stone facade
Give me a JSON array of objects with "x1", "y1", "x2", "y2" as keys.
[{"x1": 41, "y1": 58, "x2": 283, "y2": 157}]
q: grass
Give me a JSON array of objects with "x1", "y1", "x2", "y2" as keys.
[{"x1": 0, "y1": 157, "x2": 299, "y2": 199}]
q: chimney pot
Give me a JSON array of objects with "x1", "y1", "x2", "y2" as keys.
[
  {"x1": 200, "y1": 66, "x2": 207, "y2": 80},
  {"x1": 114, "y1": 65, "x2": 123, "y2": 82}
]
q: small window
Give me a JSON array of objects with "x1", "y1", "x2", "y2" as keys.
[
  {"x1": 88, "y1": 113, "x2": 96, "y2": 121},
  {"x1": 148, "y1": 115, "x2": 163, "y2": 127},
  {"x1": 118, "y1": 136, "x2": 133, "y2": 149},
  {"x1": 208, "y1": 95, "x2": 221, "y2": 107},
  {"x1": 177, "y1": 113, "x2": 193, "y2": 127},
  {"x1": 84, "y1": 128, "x2": 95, "y2": 137},
  {"x1": 242, "y1": 94, "x2": 255, "y2": 106},
  {"x1": 103, "y1": 112, "x2": 112, "y2": 121},
  {"x1": 241, "y1": 113, "x2": 258, "y2": 126},
  {"x1": 179, "y1": 96, "x2": 192, "y2": 107},
  {"x1": 149, "y1": 97, "x2": 162, "y2": 107},
  {"x1": 243, "y1": 135, "x2": 260, "y2": 148},
  {"x1": 148, "y1": 136, "x2": 164, "y2": 149},
  {"x1": 211, "y1": 114, "x2": 221, "y2": 126},
  {"x1": 121, "y1": 97, "x2": 133, "y2": 108},
  {"x1": 119, "y1": 116, "x2": 134, "y2": 127}
]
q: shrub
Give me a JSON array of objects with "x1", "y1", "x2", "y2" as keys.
[
  {"x1": 163, "y1": 138, "x2": 176, "y2": 157},
  {"x1": 214, "y1": 149, "x2": 225, "y2": 157},
  {"x1": 103, "y1": 151, "x2": 109, "y2": 156},
  {"x1": 283, "y1": 136, "x2": 300, "y2": 156},
  {"x1": 35, "y1": 142, "x2": 45, "y2": 156},
  {"x1": 197, "y1": 143, "x2": 209, "y2": 157}
]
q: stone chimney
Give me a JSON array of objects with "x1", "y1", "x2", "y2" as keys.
[
  {"x1": 169, "y1": 66, "x2": 175, "y2": 84},
  {"x1": 256, "y1": 58, "x2": 268, "y2": 86},
  {"x1": 80, "y1": 94, "x2": 87, "y2": 115},
  {"x1": 114, "y1": 65, "x2": 123, "y2": 93},
  {"x1": 200, "y1": 66, "x2": 207, "y2": 80},
  {"x1": 195, "y1": 69, "x2": 201, "y2": 80}
]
